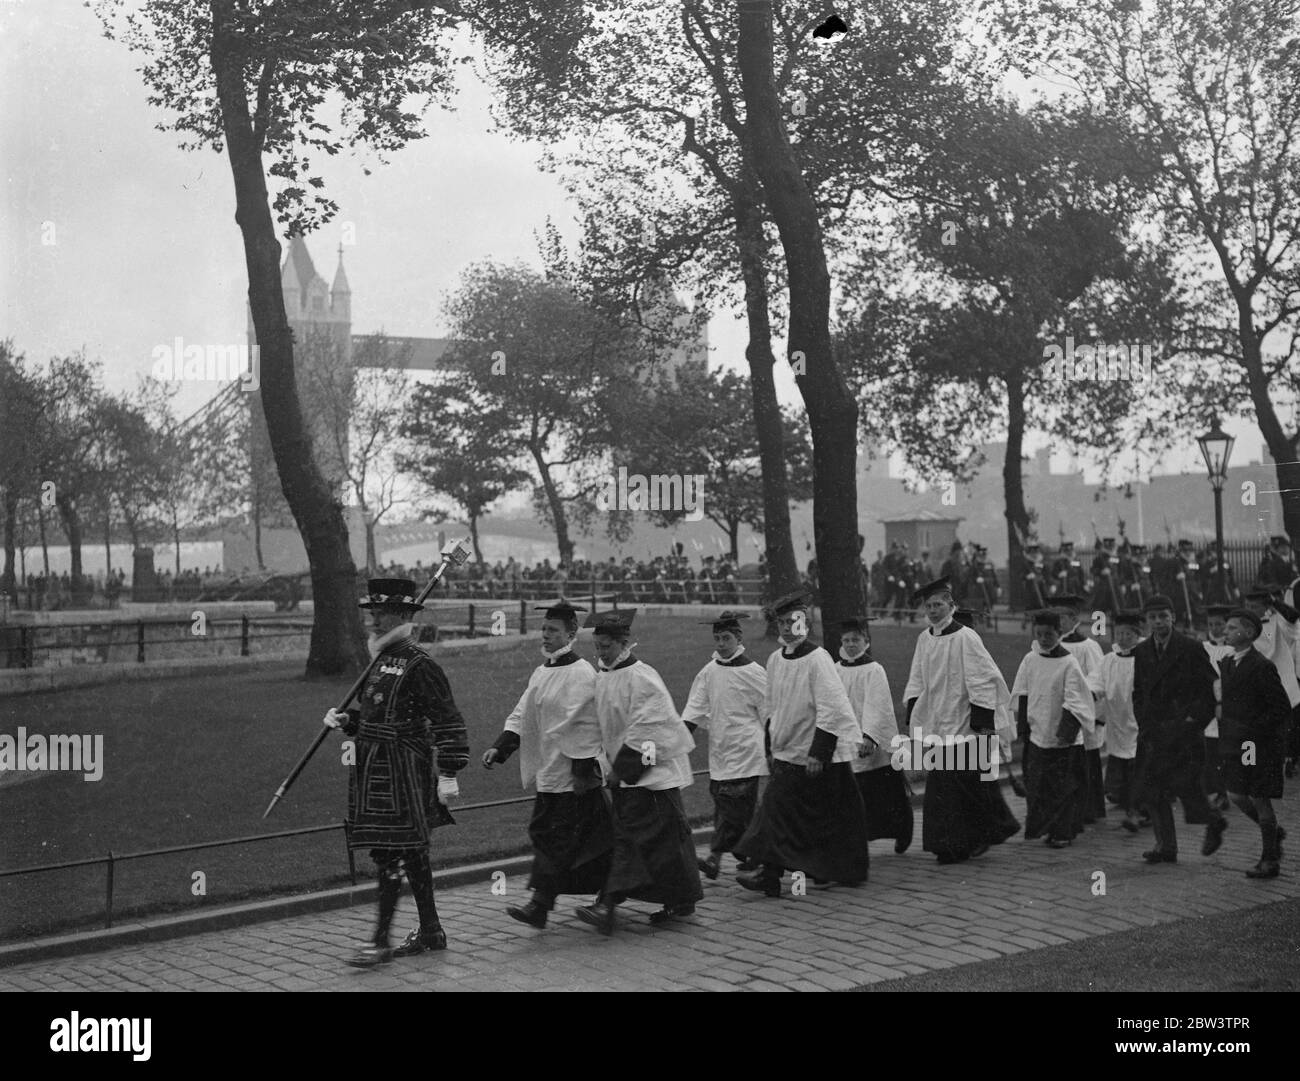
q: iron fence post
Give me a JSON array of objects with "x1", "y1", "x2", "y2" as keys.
[
  {"x1": 519, "y1": 598, "x2": 526, "y2": 634},
  {"x1": 105, "y1": 851, "x2": 115, "y2": 929},
  {"x1": 241, "y1": 614, "x2": 250, "y2": 657},
  {"x1": 468, "y1": 603, "x2": 476, "y2": 636},
  {"x1": 136, "y1": 621, "x2": 145, "y2": 664}
]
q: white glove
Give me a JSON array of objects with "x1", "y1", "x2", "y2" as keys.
[
  {"x1": 438, "y1": 775, "x2": 460, "y2": 801},
  {"x1": 322, "y1": 708, "x2": 348, "y2": 729}
]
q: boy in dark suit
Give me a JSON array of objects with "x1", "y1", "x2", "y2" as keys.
[
  {"x1": 1131, "y1": 595, "x2": 1223, "y2": 864},
  {"x1": 1218, "y1": 610, "x2": 1290, "y2": 878}
]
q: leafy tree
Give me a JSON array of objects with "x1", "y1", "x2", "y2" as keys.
[
  {"x1": 410, "y1": 261, "x2": 648, "y2": 565},
  {"x1": 619, "y1": 364, "x2": 813, "y2": 559},
  {"x1": 1013, "y1": 0, "x2": 1300, "y2": 542}
]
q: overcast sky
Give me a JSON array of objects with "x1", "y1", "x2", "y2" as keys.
[{"x1": 1, "y1": 0, "x2": 1270, "y2": 484}]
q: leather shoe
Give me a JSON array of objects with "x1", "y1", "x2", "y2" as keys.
[
  {"x1": 969, "y1": 842, "x2": 991, "y2": 859},
  {"x1": 345, "y1": 943, "x2": 394, "y2": 967},
  {"x1": 1141, "y1": 849, "x2": 1177, "y2": 864},
  {"x1": 506, "y1": 899, "x2": 548, "y2": 929},
  {"x1": 648, "y1": 903, "x2": 696, "y2": 925},
  {"x1": 1245, "y1": 859, "x2": 1280, "y2": 879},
  {"x1": 736, "y1": 869, "x2": 782, "y2": 897},
  {"x1": 574, "y1": 900, "x2": 616, "y2": 935},
  {"x1": 697, "y1": 854, "x2": 721, "y2": 881},
  {"x1": 1046, "y1": 838, "x2": 1071, "y2": 849},
  {"x1": 1202, "y1": 816, "x2": 1228, "y2": 856},
  {"x1": 735, "y1": 856, "x2": 761, "y2": 873},
  {"x1": 392, "y1": 925, "x2": 446, "y2": 957}
]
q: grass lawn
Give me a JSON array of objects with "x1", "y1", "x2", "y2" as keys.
[
  {"x1": 859, "y1": 897, "x2": 1300, "y2": 992},
  {"x1": 0, "y1": 612, "x2": 1038, "y2": 941}
]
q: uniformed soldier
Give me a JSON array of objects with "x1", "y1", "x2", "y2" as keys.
[
  {"x1": 1050, "y1": 540, "x2": 1087, "y2": 596},
  {"x1": 1257, "y1": 536, "x2": 1297, "y2": 597},
  {"x1": 1023, "y1": 540, "x2": 1048, "y2": 609},
  {"x1": 970, "y1": 544, "x2": 999, "y2": 612},
  {"x1": 1170, "y1": 539, "x2": 1203, "y2": 630},
  {"x1": 1089, "y1": 537, "x2": 1122, "y2": 614}
]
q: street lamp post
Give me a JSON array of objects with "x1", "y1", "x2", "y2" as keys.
[{"x1": 1198, "y1": 417, "x2": 1235, "y2": 604}]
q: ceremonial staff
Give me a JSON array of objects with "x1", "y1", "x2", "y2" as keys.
[{"x1": 262, "y1": 537, "x2": 473, "y2": 818}]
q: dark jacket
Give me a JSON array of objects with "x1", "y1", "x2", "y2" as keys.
[
  {"x1": 1132, "y1": 630, "x2": 1217, "y2": 742},
  {"x1": 1218, "y1": 647, "x2": 1291, "y2": 754}
]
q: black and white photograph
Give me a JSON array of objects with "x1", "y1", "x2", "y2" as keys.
[{"x1": 0, "y1": 0, "x2": 1295, "y2": 1039}]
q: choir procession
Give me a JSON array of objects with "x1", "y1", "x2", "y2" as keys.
[{"x1": 328, "y1": 571, "x2": 1295, "y2": 967}]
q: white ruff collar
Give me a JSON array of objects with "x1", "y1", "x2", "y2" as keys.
[
  {"x1": 781, "y1": 636, "x2": 808, "y2": 655},
  {"x1": 542, "y1": 642, "x2": 573, "y2": 662},
  {"x1": 713, "y1": 645, "x2": 746, "y2": 663},
  {"x1": 598, "y1": 642, "x2": 637, "y2": 671},
  {"x1": 838, "y1": 644, "x2": 868, "y2": 662}
]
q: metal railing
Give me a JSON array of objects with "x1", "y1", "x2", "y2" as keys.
[
  {"x1": 0, "y1": 770, "x2": 711, "y2": 933},
  {"x1": 0, "y1": 616, "x2": 311, "y2": 670}
]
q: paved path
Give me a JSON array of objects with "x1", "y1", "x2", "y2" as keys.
[{"x1": 2, "y1": 793, "x2": 1294, "y2": 992}]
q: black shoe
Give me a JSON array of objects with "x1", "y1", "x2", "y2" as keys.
[
  {"x1": 392, "y1": 925, "x2": 447, "y2": 957},
  {"x1": 1142, "y1": 849, "x2": 1177, "y2": 864},
  {"x1": 736, "y1": 869, "x2": 782, "y2": 898},
  {"x1": 734, "y1": 856, "x2": 761, "y2": 873},
  {"x1": 575, "y1": 900, "x2": 616, "y2": 935},
  {"x1": 969, "y1": 842, "x2": 991, "y2": 859},
  {"x1": 894, "y1": 838, "x2": 911, "y2": 854},
  {"x1": 345, "y1": 943, "x2": 394, "y2": 967},
  {"x1": 1202, "y1": 816, "x2": 1228, "y2": 856},
  {"x1": 697, "y1": 854, "x2": 721, "y2": 881},
  {"x1": 506, "y1": 900, "x2": 549, "y2": 929},
  {"x1": 648, "y1": 903, "x2": 696, "y2": 925},
  {"x1": 1046, "y1": 838, "x2": 1071, "y2": 849},
  {"x1": 1246, "y1": 859, "x2": 1280, "y2": 879}
]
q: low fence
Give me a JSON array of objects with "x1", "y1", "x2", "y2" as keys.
[{"x1": 0, "y1": 771, "x2": 710, "y2": 935}]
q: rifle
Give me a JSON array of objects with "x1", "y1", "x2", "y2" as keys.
[{"x1": 262, "y1": 537, "x2": 473, "y2": 818}]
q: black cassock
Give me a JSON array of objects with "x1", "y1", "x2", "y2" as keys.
[{"x1": 736, "y1": 760, "x2": 870, "y2": 882}]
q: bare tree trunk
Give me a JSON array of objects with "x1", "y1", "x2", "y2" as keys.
[
  {"x1": 213, "y1": 6, "x2": 367, "y2": 677},
  {"x1": 736, "y1": 4, "x2": 863, "y2": 654},
  {"x1": 1234, "y1": 301, "x2": 1300, "y2": 543},
  {"x1": 103, "y1": 504, "x2": 112, "y2": 578},
  {"x1": 734, "y1": 191, "x2": 800, "y2": 602},
  {"x1": 1003, "y1": 367, "x2": 1033, "y2": 611},
  {"x1": 529, "y1": 446, "x2": 574, "y2": 566},
  {"x1": 37, "y1": 503, "x2": 49, "y2": 575},
  {"x1": 56, "y1": 493, "x2": 83, "y2": 583},
  {"x1": 468, "y1": 513, "x2": 484, "y2": 566},
  {"x1": 2, "y1": 493, "x2": 16, "y2": 595}
]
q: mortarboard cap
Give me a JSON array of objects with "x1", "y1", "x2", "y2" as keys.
[
  {"x1": 767, "y1": 589, "x2": 811, "y2": 617},
  {"x1": 1244, "y1": 584, "x2": 1278, "y2": 601},
  {"x1": 1032, "y1": 610, "x2": 1062, "y2": 629},
  {"x1": 839, "y1": 615, "x2": 873, "y2": 634},
  {"x1": 700, "y1": 610, "x2": 750, "y2": 633},
  {"x1": 583, "y1": 609, "x2": 636, "y2": 637},
  {"x1": 910, "y1": 576, "x2": 953, "y2": 606},
  {"x1": 534, "y1": 600, "x2": 587, "y2": 621},
  {"x1": 1114, "y1": 610, "x2": 1142, "y2": 628}
]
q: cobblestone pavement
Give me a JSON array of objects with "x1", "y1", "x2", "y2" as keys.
[{"x1": 2, "y1": 793, "x2": 1294, "y2": 992}]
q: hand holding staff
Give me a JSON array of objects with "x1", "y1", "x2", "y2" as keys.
[{"x1": 262, "y1": 537, "x2": 473, "y2": 818}]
